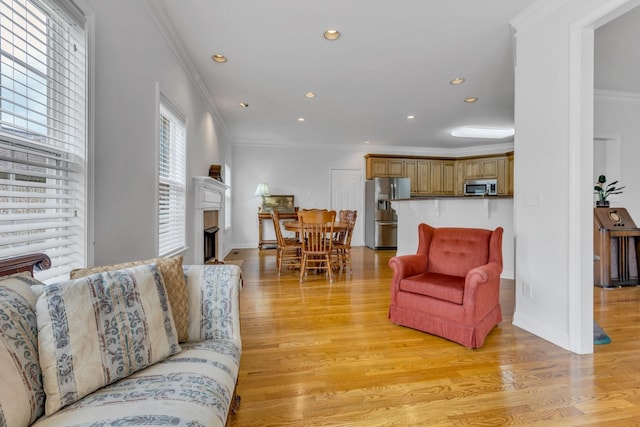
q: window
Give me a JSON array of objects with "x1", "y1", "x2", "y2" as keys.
[
  {"x1": 158, "y1": 99, "x2": 186, "y2": 256},
  {"x1": 0, "y1": 0, "x2": 87, "y2": 282}
]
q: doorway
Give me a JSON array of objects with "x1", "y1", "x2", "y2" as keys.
[
  {"x1": 330, "y1": 169, "x2": 363, "y2": 246},
  {"x1": 593, "y1": 136, "x2": 621, "y2": 193}
]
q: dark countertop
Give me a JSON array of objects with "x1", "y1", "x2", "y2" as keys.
[{"x1": 393, "y1": 195, "x2": 514, "y2": 201}]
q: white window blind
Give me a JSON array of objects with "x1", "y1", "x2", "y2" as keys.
[
  {"x1": 0, "y1": 0, "x2": 87, "y2": 282},
  {"x1": 158, "y1": 100, "x2": 186, "y2": 256}
]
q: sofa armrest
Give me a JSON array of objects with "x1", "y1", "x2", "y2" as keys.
[
  {"x1": 183, "y1": 264, "x2": 242, "y2": 345},
  {"x1": 463, "y1": 262, "x2": 502, "y2": 321}
]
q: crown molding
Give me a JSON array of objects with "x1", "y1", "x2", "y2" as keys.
[
  {"x1": 143, "y1": 0, "x2": 232, "y2": 142},
  {"x1": 233, "y1": 137, "x2": 513, "y2": 158},
  {"x1": 595, "y1": 88, "x2": 640, "y2": 103},
  {"x1": 510, "y1": 0, "x2": 568, "y2": 36}
]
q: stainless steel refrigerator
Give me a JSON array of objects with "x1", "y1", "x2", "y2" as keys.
[{"x1": 365, "y1": 177, "x2": 411, "y2": 249}]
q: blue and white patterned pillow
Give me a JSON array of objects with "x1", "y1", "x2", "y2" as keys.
[
  {"x1": 36, "y1": 263, "x2": 181, "y2": 415},
  {"x1": 183, "y1": 265, "x2": 242, "y2": 344},
  {"x1": 0, "y1": 272, "x2": 46, "y2": 427}
]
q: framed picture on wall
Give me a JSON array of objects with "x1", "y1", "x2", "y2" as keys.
[{"x1": 261, "y1": 195, "x2": 295, "y2": 213}]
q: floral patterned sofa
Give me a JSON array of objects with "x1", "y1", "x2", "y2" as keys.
[{"x1": 0, "y1": 253, "x2": 242, "y2": 427}]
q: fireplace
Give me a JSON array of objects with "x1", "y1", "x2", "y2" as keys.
[
  {"x1": 193, "y1": 176, "x2": 228, "y2": 264},
  {"x1": 204, "y1": 226, "x2": 219, "y2": 262},
  {"x1": 203, "y1": 209, "x2": 219, "y2": 263}
]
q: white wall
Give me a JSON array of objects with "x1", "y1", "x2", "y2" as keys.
[
  {"x1": 393, "y1": 198, "x2": 515, "y2": 279},
  {"x1": 86, "y1": 0, "x2": 230, "y2": 265},
  {"x1": 231, "y1": 144, "x2": 367, "y2": 248},
  {"x1": 511, "y1": 0, "x2": 640, "y2": 354},
  {"x1": 594, "y1": 91, "x2": 640, "y2": 218}
]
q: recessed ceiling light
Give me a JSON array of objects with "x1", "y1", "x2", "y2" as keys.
[
  {"x1": 304, "y1": 92, "x2": 316, "y2": 99},
  {"x1": 364, "y1": 140, "x2": 371, "y2": 144},
  {"x1": 238, "y1": 102, "x2": 249, "y2": 108},
  {"x1": 451, "y1": 127, "x2": 514, "y2": 139},
  {"x1": 323, "y1": 29, "x2": 340, "y2": 40},
  {"x1": 464, "y1": 97, "x2": 478, "y2": 103},
  {"x1": 212, "y1": 54, "x2": 227, "y2": 63},
  {"x1": 406, "y1": 115, "x2": 416, "y2": 120},
  {"x1": 297, "y1": 117, "x2": 305, "y2": 122},
  {"x1": 450, "y1": 78, "x2": 465, "y2": 85}
]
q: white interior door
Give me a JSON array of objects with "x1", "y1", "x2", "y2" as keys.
[{"x1": 331, "y1": 169, "x2": 363, "y2": 246}]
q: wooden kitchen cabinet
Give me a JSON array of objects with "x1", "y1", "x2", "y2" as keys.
[
  {"x1": 366, "y1": 156, "x2": 405, "y2": 179},
  {"x1": 455, "y1": 161, "x2": 464, "y2": 195},
  {"x1": 365, "y1": 153, "x2": 513, "y2": 196},
  {"x1": 430, "y1": 160, "x2": 456, "y2": 195},
  {"x1": 496, "y1": 157, "x2": 507, "y2": 195},
  {"x1": 506, "y1": 152, "x2": 514, "y2": 195},
  {"x1": 416, "y1": 160, "x2": 431, "y2": 194},
  {"x1": 461, "y1": 158, "x2": 499, "y2": 179},
  {"x1": 461, "y1": 159, "x2": 480, "y2": 179},
  {"x1": 404, "y1": 159, "x2": 418, "y2": 194},
  {"x1": 388, "y1": 159, "x2": 404, "y2": 177}
]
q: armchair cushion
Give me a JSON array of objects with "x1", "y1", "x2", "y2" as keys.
[{"x1": 399, "y1": 272, "x2": 465, "y2": 304}]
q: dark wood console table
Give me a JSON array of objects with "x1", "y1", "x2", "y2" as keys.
[
  {"x1": 258, "y1": 211, "x2": 299, "y2": 249},
  {"x1": 594, "y1": 207, "x2": 640, "y2": 287}
]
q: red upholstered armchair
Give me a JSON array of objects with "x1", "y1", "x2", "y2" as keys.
[{"x1": 388, "y1": 223, "x2": 504, "y2": 348}]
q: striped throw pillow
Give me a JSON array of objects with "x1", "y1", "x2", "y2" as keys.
[
  {"x1": 37, "y1": 264, "x2": 181, "y2": 415},
  {"x1": 70, "y1": 256, "x2": 189, "y2": 342}
]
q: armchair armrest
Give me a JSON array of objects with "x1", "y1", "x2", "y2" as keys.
[
  {"x1": 388, "y1": 254, "x2": 429, "y2": 304},
  {"x1": 183, "y1": 264, "x2": 243, "y2": 345},
  {"x1": 463, "y1": 262, "x2": 503, "y2": 321},
  {"x1": 389, "y1": 254, "x2": 428, "y2": 279}
]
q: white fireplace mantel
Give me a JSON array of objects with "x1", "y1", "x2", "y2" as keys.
[{"x1": 193, "y1": 176, "x2": 229, "y2": 263}]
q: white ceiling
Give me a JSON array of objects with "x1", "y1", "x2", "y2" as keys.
[{"x1": 154, "y1": 1, "x2": 637, "y2": 151}]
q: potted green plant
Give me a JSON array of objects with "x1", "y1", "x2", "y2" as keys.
[{"x1": 594, "y1": 174, "x2": 624, "y2": 207}]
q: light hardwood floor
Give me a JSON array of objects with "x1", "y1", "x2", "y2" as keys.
[{"x1": 226, "y1": 246, "x2": 640, "y2": 426}]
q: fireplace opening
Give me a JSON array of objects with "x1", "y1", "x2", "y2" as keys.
[
  {"x1": 203, "y1": 210, "x2": 219, "y2": 263},
  {"x1": 204, "y1": 226, "x2": 220, "y2": 263}
]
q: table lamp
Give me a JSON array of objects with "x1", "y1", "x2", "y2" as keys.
[{"x1": 255, "y1": 182, "x2": 270, "y2": 211}]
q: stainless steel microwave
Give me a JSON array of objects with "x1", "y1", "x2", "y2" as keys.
[{"x1": 464, "y1": 179, "x2": 497, "y2": 196}]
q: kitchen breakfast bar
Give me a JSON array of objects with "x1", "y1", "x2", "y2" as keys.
[{"x1": 391, "y1": 196, "x2": 514, "y2": 279}]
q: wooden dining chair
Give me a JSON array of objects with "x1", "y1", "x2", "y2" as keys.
[
  {"x1": 333, "y1": 210, "x2": 357, "y2": 275},
  {"x1": 298, "y1": 209, "x2": 336, "y2": 284},
  {"x1": 299, "y1": 209, "x2": 329, "y2": 223},
  {"x1": 272, "y1": 210, "x2": 302, "y2": 276}
]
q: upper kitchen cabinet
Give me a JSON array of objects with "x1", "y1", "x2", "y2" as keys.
[
  {"x1": 365, "y1": 153, "x2": 513, "y2": 196},
  {"x1": 458, "y1": 154, "x2": 512, "y2": 195},
  {"x1": 416, "y1": 160, "x2": 431, "y2": 195},
  {"x1": 365, "y1": 155, "x2": 405, "y2": 179},
  {"x1": 460, "y1": 157, "x2": 500, "y2": 179},
  {"x1": 430, "y1": 160, "x2": 456, "y2": 195},
  {"x1": 404, "y1": 159, "x2": 418, "y2": 194},
  {"x1": 505, "y1": 152, "x2": 514, "y2": 195}
]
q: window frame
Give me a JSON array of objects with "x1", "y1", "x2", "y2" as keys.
[
  {"x1": 157, "y1": 93, "x2": 187, "y2": 257},
  {"x1": 0, "y1": 0, "x2": 88, "y2": 282}
]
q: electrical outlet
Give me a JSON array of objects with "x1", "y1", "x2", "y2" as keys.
[{"x1": 522, "y1": 281, "x2": 533, "y2": 298}]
